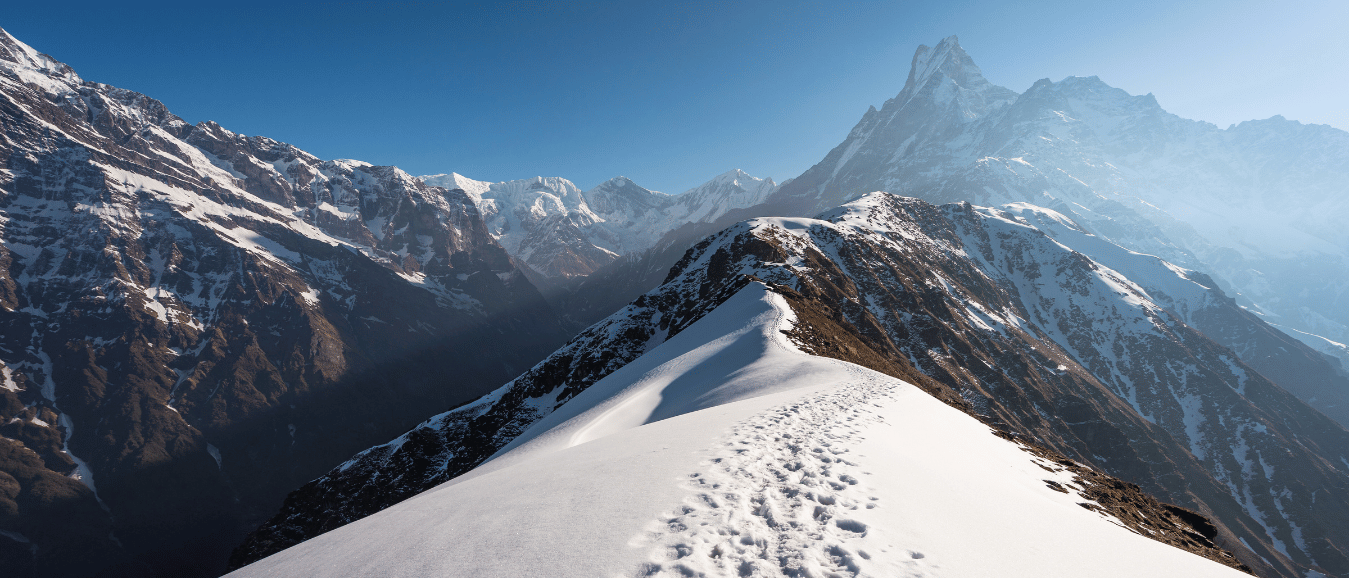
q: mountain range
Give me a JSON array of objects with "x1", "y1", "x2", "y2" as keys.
[{"x1": 418, "y1": 169, "x2": 777, "y2": 285}]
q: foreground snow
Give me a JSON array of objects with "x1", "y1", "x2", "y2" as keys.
[{"x1": 230, "y1": 284, "x2": 1246, "y2": 577}]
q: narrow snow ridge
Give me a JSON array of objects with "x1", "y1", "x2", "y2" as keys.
[{"x1": 229, "y1": 283, "x2": 1247, "y2": 578}]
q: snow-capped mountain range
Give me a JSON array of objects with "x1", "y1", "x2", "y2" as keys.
[
  {"x1": 4, "y1": 24, "x2": 1349, "y2": 578},
  {"x1": 767, "y1": 35, "x2": 1349, "y2": 369},
  {"x1": 418, "y1": 169, "x2": 778, "y2": 281},
  {"x1": 235, "y1": 193, "x2": 1349, "y2": 578}
]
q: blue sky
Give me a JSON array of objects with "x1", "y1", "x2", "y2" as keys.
[{"x1": 4, "y1": 1, "x2": 1345, "y2": 194}]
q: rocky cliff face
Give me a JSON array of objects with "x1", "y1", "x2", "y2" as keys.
[
  {"x1": 0, "y1": 28, "x2": 566, "y2": 577},
  {"x1": 235, "y1": 193, "x2": 1349, "y2": 578}
]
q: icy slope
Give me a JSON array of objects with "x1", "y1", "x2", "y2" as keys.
[{"x1": 229, "y1": 284, "x2": 1246, "y2": 578}]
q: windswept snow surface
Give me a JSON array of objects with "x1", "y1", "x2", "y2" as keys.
[{"x1": 229, "y1": 284, "x2": 1245, "y2": 578}]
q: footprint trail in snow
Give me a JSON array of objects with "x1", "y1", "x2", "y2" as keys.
[{"x1": 630, "y1": 365, "x2": 932, "y2": 578}]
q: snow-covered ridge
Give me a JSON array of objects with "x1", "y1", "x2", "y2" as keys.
[
  {"x1": 240, "y1": 191, "x2": 1348, "y2": 577},
  {"x1": 230, "y1": 283, "x2": 1249, "y2": 578},
  {"x1": 734, "y1": 193, "x2": 1349, "y2": 576},
  {"x1": 615, "y1": 191, "x2": 1348, "y2": 575},
  {"x1": 0, "y1": 28, "x2": 83, "y2": 95}
]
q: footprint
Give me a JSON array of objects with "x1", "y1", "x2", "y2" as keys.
[
  {"x1": 835, "y1": 518, "x2": 868, "y2": 536},
  {"x1": 632, "y1": 379, "x2": 897, "y2": 578}
]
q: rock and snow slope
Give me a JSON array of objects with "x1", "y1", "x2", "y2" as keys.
[
  {"x1": 229, "y1": 284, "x2": 1248, "y2": 578},
  {"x1": 0, "y1": 27, "x2": 565, "y2": 576}
]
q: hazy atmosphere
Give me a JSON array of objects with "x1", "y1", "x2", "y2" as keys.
[{"x1": 4, "y1": 0, "x2": 1344, "y2": 194}]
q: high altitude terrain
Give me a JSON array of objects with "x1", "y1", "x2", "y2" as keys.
[
  {"x1": 0, "y1": 26, "x2": 573, "y2": 576},
  {"x1": 3, "y1": 26, "x2": 1348, "y2": 578},
  {"x1": 233, "y1": 39, "x2": 1349, "y2": 578},
  {"x1": 419, "y1": 170, "x2": 777, "y2": 284}
]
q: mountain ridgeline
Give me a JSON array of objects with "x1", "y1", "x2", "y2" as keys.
[{"x1": 767, "y1": 36, "x2": 1349, "y2": 375}]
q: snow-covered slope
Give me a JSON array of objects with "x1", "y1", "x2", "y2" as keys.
[
  {"x1": 0, "y1": 27, "x2": 566, "y2": 577},
  {"x1": 418, "y1": 169, "x2": 778, "y2": 280},
  {"x1": 1000, "y1": 203, "x2": 1349, "y2": 426},
  {"x1": 768, "y1": 35, "x2": 1349, "y2": 372},
  {"x1": 230, "y1": 284, "x2": 1248, "y2": 578}
]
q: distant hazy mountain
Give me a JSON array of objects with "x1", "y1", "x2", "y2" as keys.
[
  {"x1": 418, "y1": 169, "x2": 778, "y2": 282},
  {"x1": 0, "y1": 28, "x2": 566, "y2": 577},
  {"x1": 768, "y1": 35, "x2": 1349, "y2": 372}
]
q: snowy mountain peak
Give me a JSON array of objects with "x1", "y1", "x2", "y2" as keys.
[
  {"x1": 418, "y1": 172, "x2": 492, "y2": 199},
  {"x1": 0, "y1": 27, "x2": 82, "y2": 92},
  {"x1": 899, "y1": 34, "x2": 996, "y2": 103},
  {"x1": 0, "y1": 24, "x2": 577, "y2": 576},
  {"x1": 591, "y1": 175, "x2": 661, "y2": 196},
  {"x1": 685, "y1": 168, "x2": 782, "y2": 193}
]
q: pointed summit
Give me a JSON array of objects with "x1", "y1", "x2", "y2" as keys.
[
  {"x1": 899, "y1": 35, "x2": 997, "y2": 103},
  {"x1": 870, "y1": 35, "x2": 1018, "y2": 125},
  {"x1": 710, "y1": 168, "x2": 766, "y2": 185}
]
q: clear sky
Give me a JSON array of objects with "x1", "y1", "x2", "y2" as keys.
[{"x1": 3, "y1": 1, "x2": 1345, "y2": 195}]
